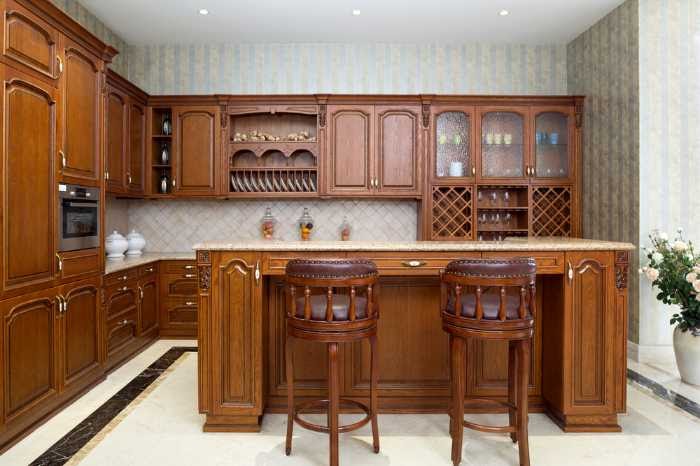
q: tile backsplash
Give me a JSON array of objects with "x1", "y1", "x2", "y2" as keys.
[{"x1": 127, "y1": 200, "x2": 418, "y2": 252}]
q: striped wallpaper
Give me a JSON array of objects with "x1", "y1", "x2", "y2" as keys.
[
  {"x1": 567, "y1": 0, "x2": 640, "y2": 342},
  {"x1": 50, "y1": 0, "x2": 129, "y2": 75},
  {"x1": 126, "y1": 43, "x2": 567, "y2": 95},
  {"x1": 638, "y1": 0, "x2": 700, "y2": 347}
]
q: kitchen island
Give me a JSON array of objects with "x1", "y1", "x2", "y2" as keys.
[{"x1": 194, "y1": 238, "x2": 634, "y2": 434}]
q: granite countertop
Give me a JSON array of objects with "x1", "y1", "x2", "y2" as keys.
[
  {"x1": 104, "y1": 252, "x2": 196, "y2": 275},
  {"x1": 193, "y1": 237, "x2": 636, "y2": 252}
]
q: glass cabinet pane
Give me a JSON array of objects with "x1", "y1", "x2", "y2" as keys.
[
  {"x1": 535, "y1": 112, "x2": 569, "y2": 178},
  {"x1": 435, "y1": 112, "x2": 471, "y2": 178},
  {"x1": 481, "y1": 112, "x2": 524, "y2": 178}
]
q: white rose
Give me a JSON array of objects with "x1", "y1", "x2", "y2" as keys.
[
  {"x1": 659, "y1": 232, "x2": 669, "y2": 241},
  {"x1": 687, "y1": 272, "x2": 699, "y2": 283},
  {"x1": 672, "y1": 240, "x2": 688, "y2": 252},
  {"x1": 645, "y1": 268, "x2": 660, "y2": 281},
  {"x1": 694, "y1": 280, "x2": 700, "y2": 293},
  {"x1": 652, "y1": 252, "x2": 664, "y2": 262}
]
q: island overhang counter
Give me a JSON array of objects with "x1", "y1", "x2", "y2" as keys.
[{"x1": 194, "y1": 238, "x2": 635, "y2": 434}]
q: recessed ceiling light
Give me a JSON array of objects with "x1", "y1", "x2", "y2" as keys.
[
  {"x1": 498, "y1": 9, "x2": 509, "y2": 16},
  {"x1": 352, "y1": 9, "x2": 361, "y2": 16},
  {"x1": 198, "y1": 8, "x2": 209, "y2": 15}
]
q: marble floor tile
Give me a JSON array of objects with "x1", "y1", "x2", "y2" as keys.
[{"x1": 4, "y1": 345, "x2": 700, "y2": 466}]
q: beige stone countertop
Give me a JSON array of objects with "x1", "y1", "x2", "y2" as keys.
[
  {"x1": 105, "y1": 252, "x2": 196, "y2": 275},
  {"x1": 193, "y1": 237, "x2": 636, "y2": 252}
]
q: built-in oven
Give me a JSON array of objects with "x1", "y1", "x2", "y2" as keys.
[{"x1": 58, "y1": 184, "x2": 100, "y2": 252}]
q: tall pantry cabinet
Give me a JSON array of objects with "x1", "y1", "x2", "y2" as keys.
[{"x1": 0, "y1": 0, "x2": 116, "y2": 451}]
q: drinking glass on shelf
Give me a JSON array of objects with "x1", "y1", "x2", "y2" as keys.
[
  {"x1": 505, "y1": 213, "x2": 512, "y2": 223},
  {"x1": 503, "y1": 191, "x2": 510, "y2": 203},
  {"x1": 491, "y1": 213, "x2": 500, "y2": 224},
  {"x1": 478, "y1": 190, "x2": 483, "y2": 202},
  {"x1": 490, "y1": 192, "x2": 497, "y2": 205}
]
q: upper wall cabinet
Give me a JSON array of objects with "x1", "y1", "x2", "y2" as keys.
[
  {"x1": 58, "y1": 37, "x2": 102, "y2": 186},
  {"x1": 172, "y1": 106, "x2": 220, "y2": 196},
  {"x1": 530, "y1": 106, "x2": 575, "y2": 183},
  {"x1": 127, "y1": 101, "x2": 146, "y2": 194},
  {"x1": 430, "y1": 106, "x2": 476, "y2": 183},
  {"x1": 375, "y1": 105, "x2": 421, "y2": 196},
  {"x1": 477, "y1": 106, "x2": 530, "y2": 183},
  {"x1": 1, "y1": 0, "x2": 60, "y2": 82},
  {"x1": 326, "y1": 105, "x2": 374, "y2": 195},
  {"x1": 105, "y1": 85, "x2": 127, "y2": 193}
]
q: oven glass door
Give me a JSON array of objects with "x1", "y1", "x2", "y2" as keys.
[{"x1": 61, "y1": 199, "x2": 99, "y2": 250}]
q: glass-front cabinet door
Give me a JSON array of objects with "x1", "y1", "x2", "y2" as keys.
[
  {"x1": 431, "y1": 107, "x2": 475, "y2": 182},
  {"x1": 532, "y1": 107, "x2": 574, "y2": 182},
  {"x1": 478, "y1": 108, "x2": 529, "y2": 182}
]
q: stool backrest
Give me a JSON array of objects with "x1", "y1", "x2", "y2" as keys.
[
  {"x1": 441, "y1": 258, "x2": 536, "y2": 321},
  {"x1": 285, "y1": 259, "x2": 378, "y2": 322}
]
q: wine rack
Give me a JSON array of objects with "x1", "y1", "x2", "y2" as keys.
[
  {"x1": 531, "y1": 186, "x2": 573, "y2": 236},
  {"x1": 430, "y1": 186, "x2": 473, "y2": 240}
]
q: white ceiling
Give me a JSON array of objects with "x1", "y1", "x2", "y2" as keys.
[{"x1": 80, "y1": 0, "x2": 626, "y2": 46}]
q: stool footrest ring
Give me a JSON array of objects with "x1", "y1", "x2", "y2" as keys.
[
  {"x1": 293, "y1": 398, "x2": 371, "y2": 434},
  {"x1": 451, "y1": 398, "x2": 517, "y2": 434}
]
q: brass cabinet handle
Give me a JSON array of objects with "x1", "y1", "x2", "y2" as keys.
[
  {"x1": 184, "y1": 265, "x2": 195, "y2": 270},
  {"x1": 255, "y1": 260, "x2": 261, "y2": 285},
  {"x1": 56, "y1": 56, "x2": 63, "y2": 75},
  {"x1": 185, "y1": 301, "x2": 196, "y2": 307},
  {"x1": 59, "y1": 151, "x2": 67, "y2": 169},
  {"x1": 172, "y1": 178, "x2": 177, "y2": 188},
  {"x1": 127, "y1": 173, "x2": 132, "y2": 184},
  {"x1": 138, "y1": 286, "x2": 144, "y2": 300},
  {"x1": 471, "y1": 166, "x2": 476, "y2": 176},
  {"x1": 402, "y1": 260, "x2": 426, "y2": 268},
  {"x1": 184, "y1": 273, "x2": 195, "y2": 278},
  {"x1": 56, "y1": 295, "x2": 66, "y2": 314},
  {"x1": 56, "y1": 253, "x2": 63, "y2": 272},
  {"x1": 145, "y1": 267, "x2": 154, "y2": 273},
  {"x1": 567, "y1": 260, "x2": 574, "y2": 284},
  {"x1": 105, "y1": 171, "x2": 110, "y2": 181}
]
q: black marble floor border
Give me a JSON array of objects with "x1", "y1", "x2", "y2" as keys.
[
  {"x1": 30, "y1": 346, "x2": 197, "y2": 466},
  {"x1": 627, "y1": 368, "x2": 700, "y2": 420}
]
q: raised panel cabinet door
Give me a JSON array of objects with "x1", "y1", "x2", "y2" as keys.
[
  {"x1": 1, "y1": 66, "x2": 57, "y2": 295},
  {"x1": 375, "y1": 105, "x2": 420, "y2": 195},
  {"x1": 1, "y1": 0, "x2": 60, "y2": 80},
  {"x1": 211, "y1": 253, "x2": 261, "y2": 415},
  {"x1": 127, "y1": 101, "x2": 146, "y2": 194},
  {"x1": 105, "y1": 87, "x2": 127, "y2": 193},
  {"x1": 138, "y1": 276, "x2": 158, "y2": 334},
  {"x1": 1, "y1": 287, "x2": 59, "y2": 421},
  {"x1": 61, "y1": 278, "x2": 101, "y2": 390},
  {"x1": 173, "y1": 106, "x2": 219, "y2": 195},
  {"x1": 59, "y1": 38, "x2": 102, "y2": 186},
  {"x1": 564, "y1": 251, "x2": 616, "y2": 416},
  {"x1": 326, "y1": 105, "x2": 373, "y2": 195}
]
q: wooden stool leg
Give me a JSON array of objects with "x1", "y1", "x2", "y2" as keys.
[
  {"x1": 369, "y1": 334, "x2": 380, "y2": 453},
  {"x1": 285, "y1": 335, "x2": 295, "y2": 455},
  {"x1": 328, "y1": 342, "x2": 340, "y2": 466},
  {"x1": 508, "y1": 340, "x2": 518, "y2": 443},
  {"x1": 516, "y1": 339, "x2": 531, "y2": 466},
  {"x1": 450, "y1": 336, "x2": 466, "y2": 466}
]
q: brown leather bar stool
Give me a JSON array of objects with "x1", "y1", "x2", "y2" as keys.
[
  {"x1": 284, "y1": 258, "x2": 380, "y2": 466},
  {"x1": 440, "y1": 258, "x2": 536, "y2": 466}
]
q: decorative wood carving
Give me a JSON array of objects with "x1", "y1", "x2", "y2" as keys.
[
  {"x1": 575, "y1": 101, "x2": 584, "y2": 128},
  {"x1": 319, "y1": 104, "x2": 327, "y2": 127},
  {"x1": 220, "y1": 106, "x2": 228, "y2": 128},
  {"x1": 198, "y1": 250, "x2": 211, "y2": 264},
  {"x1": 422, "y1": 103, "x2": 430, "y2": 128},
  {"x1": 199, "y1": 266, "x2": 211, "y2": 290},
  {"x1": 615, "y1": 251, "x2": 629, "y2": 290}
]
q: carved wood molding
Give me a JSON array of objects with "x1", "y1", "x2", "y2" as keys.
[
  {"x1": 198, "y1": 250, "x2": 211, "y2": 264},
  {"x1": 220, "y1": 106, "x2": 228, "y2": 128},
  {"x1": 575, "y1": 101, "x2": 584, "y2": 128},
  {"x1": 422, "y1": 103, "x2": 430, "y2": 128},
  {"x1": 199, "y1": 266, "x2": 211, "y2": 291},
  {"x1": 615, "y1": 251, "x2": 629, "y2": 290},
  {"x1": 318, "y1": 104, "x2": 327, "y2": 127}
]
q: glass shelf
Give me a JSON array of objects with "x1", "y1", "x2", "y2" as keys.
[
  {"x1": 535, "y1": 112, "x2": 569, "y2": 178},
  {"x1": 435, "y1": 111, "x2": 471, "y2": 178},
  {"x1": 481, "y1": 111, "x2": 524, "y2": 178}
]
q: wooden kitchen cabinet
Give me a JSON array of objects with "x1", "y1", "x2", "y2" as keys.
[
  {"x1": 59, "y1": 277, "x2": 102, "y2": 392},
  {"x1": 138, "y1": 269, "x2": 158, "y2": 336},
  {"x1": 0, "y1": 65, "x2": 58, "y2": 297},
  {"x1": 326, "y1": 105, "x2": 374, "y2": 195},
  {"x1": 103, "y1": 274, "x2": 139, "y2": 369},
  {"x1": 128, "y1": 101, "x2": 147, "y2": 194},
  {"x1": 159, "y1": 260, "x2": 198, "y2": 337},
  {"x1": 172, "y1": 106, "x2": 220, "y2": 196},
  {"x1": 58, "y1": 36, "x2": 102, "y2": 186},
  {"x1": 105, "y1": 84, "x2": 127, "y2": 193},
  {"x1": 375, "y1": 105, "x2": 421, "y2": 196}
]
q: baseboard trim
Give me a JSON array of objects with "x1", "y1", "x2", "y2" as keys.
[{"x1": 627, "y1": 340, "x2": 674, "y2": 363}]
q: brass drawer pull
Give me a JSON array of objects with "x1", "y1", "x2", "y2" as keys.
[
  {"x1": 185, "y1": 301, "x2": 196, "y2": 307},
  {"x1": 145, "y1": 267, "x2": 154, "y2": 273},
  {"x1": 184, "y1": 273, "x2": 195, "y2": 278},
  {"x1": 121, "y1": 286, "x2": 128, "y2": 292},
  {"x1": 402, "y1": 260, "x2": 426, "y2": 268},
  {"x1": 184, "y1": 265, "x2": 195, "y2": 270}
]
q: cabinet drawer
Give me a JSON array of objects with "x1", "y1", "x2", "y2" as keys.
[
  {"x1": 58, "y1": 249, "x2": 100, "y2": 281},
  {"x1": 161, "y1": 260, "x2": 196, "y2": 275},
  {"x1": 161, "y1": 274, "x2": 197, "y2": 297},
  {"x1": 164, "y1": 298, "x2": 198, "y2": 326},
  {"x1": 346, "y1": 252, "x2": 481, "y2": 275},
  {"x1": 263, "y1": 252, "x2": 347, "y2": 275},
  {"x1": 138, "y1": 263, "x2": 157, "y2": 277},
  {"x1": 2, "y1": 0, "x2": 60, "y2": 80},
  {"x1": 481, "y1": 252, "x2": 565, "y2": 274},
  {"x1": 104, "y1": 282, "x2": 138, "y2": 320},
  {"x1": 104, "y1": 268, "x2": 138, "y2": 287},
  {"x1": 106, "y1": 310, "x2": 138, "y2": 356}
]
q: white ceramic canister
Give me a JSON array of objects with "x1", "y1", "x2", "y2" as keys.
[
  {"x1": 126, "y1": 229, "x2": 146, "y2": 256},
  {"x1": 449, "y1": 161, "x2": 464, "y2": 177},
  {"x1": 105, "y1": 231, "x2": 128, "y2": 260}
]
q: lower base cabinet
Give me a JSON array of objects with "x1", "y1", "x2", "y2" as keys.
[{"x1": 159, "y1": 260, "x2": 198, "y2": 337}]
